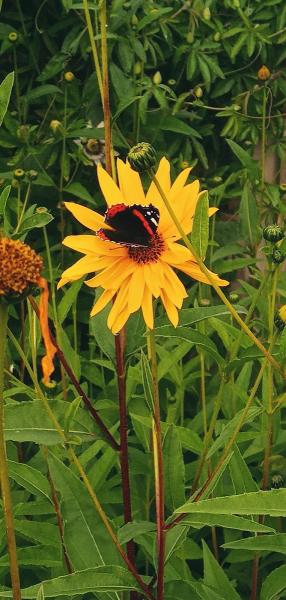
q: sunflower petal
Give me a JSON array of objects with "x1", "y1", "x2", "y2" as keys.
[
  {"x1": 65, "y1": 202, "x2": 107, "y2": 232},
  {"x1": 111, "y1": 304, "x2": 131, "y2": 334},
  {"x1": 90, "y1": 288, "x2": 116, "y2": 317},
  {"x1": 117, "y1": 159, "x2": 146, "y2": 205},
  {"x1": 58, "y1": 255, "x2": 97, "y2": 287},
  {"x1": 97, "y1": 164, "x2": 125, "y2": 206},
  {"x1": 176, "y1": 261, "x2": 229, "y2": 286},
  {"x1": 146, "y1": 157, "x2": 171, "y2": 206},
  {"x1": 85, "y1": 259, "x2": 135, "y2": 289},
  {"x1": 141, "y1": 286, "x2": 154, "y2": 329},
  {"x1": 128, "y1": 267, "x2": 145, "y2": 312},
  {"x1": 62, "y1": 234, "x2": 126, "y2": 255},
  {"x1": 160, "y1": 290, "x2": 179, "y2": 327},
  {"x1": 107, "y1": 280, "x2": 130, "y2": 330},
  {"x1": 169, "y1": 167, "x2": 192, "y2": 198}
]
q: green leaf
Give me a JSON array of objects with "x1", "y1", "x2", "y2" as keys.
[
  {"x1": 228, "y1": 445, "x2": 258, "y2": 494},
  {"x1": 13, "y1": 211, "x2": 54, "y2": 237},
  {"x1": 160, "y1": 116, "x2": 201, "y2": 139},
  {"x1": 175, "y1": 489, "x2": 286, "y2": 516},
  {"x1": 226, "y1": 139, "x2": 259, "y2": 173},
  {"x1": 239, "y1": 182, "x2": 259, "y2": 246},
  {"x1": 203, "y1": 541, "x2": 240, "y2": 600},
  {"x1": 155, "y1": 305, "x2": 246, "y2": 328},
  {"x1": 206, "y1": 407, "x2": 262, "y2": 459},
  {"x1": 0, "y1": 72, "x2": 14, "y2": 126},
  {"x1": 0, "y1": 184, "x2": 10, "y2": 217},
  {"x1": 63, "y1": 182, "x2": 95, "y2": 203},
  {"x1": 0, "y1": 546, "x2": 61, "y2": 567},
  {"x1": 47, "y1": 453, "x2": 120, "y2": 569},
  {"x1": 118, "y1": 521, "x2": 156, "y2": 544},
  {"x1": 7, "y1": 460, "x2": 51, "y2": 500},
  {"x1": 130, "y1": 414, "x2": 203, "y2": 455},
  {"x1": 163, "y1": 424, "x2": 185, "y2": 511},
  {"x1": 57, "y1": 278, "x2": 83, "y2": 323},
  {"x1": 191, "y1": 191, "x2": 209, "y2": 259},
  {"x1": 13, "y1": 519, "x2": 59, "y2": 546},
  {"x1": 261, "y1": 565, "x2": 286, "y2": 600},
  {"x1": 24, "y1": 85, "x2": 62, "y2": 103},
  {"x1": 154, "y1": 326, "x2": 224, "y2": 367},
  {"x1": 222, "y1": 534, "x2": 286, "y2": 554},
  {"x1": 0, "y1": 566, "x2": 144, "y2": 597},
  {"x1": 36, "y1": 586, "x2": 45, "y2": 600},
  {"x1": 183, "y1": 513, "x2": 274, "y2": 533}
]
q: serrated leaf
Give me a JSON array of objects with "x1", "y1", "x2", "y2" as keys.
[
  {"x1": 222, "y1": 534, "x2": 286, "y2": 554},
  {"x1": 183, "y1": 513, "x2": 274, "y2": 533}
]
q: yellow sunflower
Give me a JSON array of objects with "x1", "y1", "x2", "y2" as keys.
[{"x1": 58, "y1": 158, "x2": 228, "y2": 333}]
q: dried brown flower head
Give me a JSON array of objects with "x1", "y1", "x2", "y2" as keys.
[{"x1": 0, "y1": 237, "x2": 43, "y2": 298}]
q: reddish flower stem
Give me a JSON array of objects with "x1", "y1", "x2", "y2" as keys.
[
  {"x1": 114, "y1": 331, "x2": 135, "y2": 565},
  {"x1": 29, "y1": 296, "x2": 119, "y2": 451}
]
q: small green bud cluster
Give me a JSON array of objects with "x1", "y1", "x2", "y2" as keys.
[
  {"x1": 263, "y1": 225, "x2": 286, "y2": 265},
  {"x1": 127, "y1": 143, "x2": 157, "y2": 173}
]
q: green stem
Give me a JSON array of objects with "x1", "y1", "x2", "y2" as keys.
[
  {"x1": 0, "y1": 304, "x2": 21, "y2": 600},
  {"x1": 261, "y1": 87, "x2": 267, "y2": 192},
  {"x1": 15, "y1": 183, "x2": 31, "y2": 234},
  {"x1": 150, "y1": 171, "x2": 282, "y2": 376},
  {"x1": 148, "y1": 329, "x2": 165, "y2": 600},
  {"x1": 82, "y1": 0, "x2": 103, "y2": 103},
  {"x1": 12, "y1": 46, "x2": 21, "y2": 123},
  {"x1": 7, "y1": 328, "x2": 154, "y2": 600}
]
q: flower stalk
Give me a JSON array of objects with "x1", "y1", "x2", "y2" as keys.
[
  {"x1": 148, "y1": 328, "x2": 165, "y2": 600},
  {"x1": 0, "y1": 303, "x2": 21, "y2": 600}
]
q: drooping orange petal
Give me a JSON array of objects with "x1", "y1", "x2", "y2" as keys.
[
  {"x1": 65, "y1": 202, "x2": 109, "y2": 232},
  {"x1": 97, "y1": 163, "x2": 125, "y2": 206},
  {"x1": 38, "y1": 277, "x2": 57, "y2": 386},
  {"x1": 117, "y1": 159, "x2": 146, "y2": 205}
]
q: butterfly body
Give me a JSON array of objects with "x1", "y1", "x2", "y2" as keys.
[{"x1": 97, "y1": 203, "x2": 160, "y2": 247}]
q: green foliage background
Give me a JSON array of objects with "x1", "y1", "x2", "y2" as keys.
[{"x1": 0, "y1": 0, "x2": 286, "y2": 599}]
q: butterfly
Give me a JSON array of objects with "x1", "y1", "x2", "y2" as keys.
[{"x1": 96, "y1": 203, "x2": 160, "y2": 247}]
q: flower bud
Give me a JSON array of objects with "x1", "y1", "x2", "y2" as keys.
[
  {"x1": 271, "y1": 474, "x2": 284, "y2": 489},
  {"x1": 13, "y1": 168, "x2": 25, "y2": 180},
  {"x1": 180, "y1": 160, "x2": 189, "y2": 169},
  {"x1": 203, "y1": 7, "x2": 211, "y2": 20},
  {"x1": 8, "y1": 32, "x2": 18, "y2": 42},
  {"x1": 168, "y1": 79, "x2": 176, "y2": 85},
  {"x1": 263, "y1": 225, "x2": 284, "y2": 243},
  {"x1": 128, "y1": 142, "x2": 157, "y2": 173},
  {"x1": 279, "y1": 183, "x2": 286, "y2": 192},
  {"x1": 64, "y1": 71, "x2": 74, "y2": 82},
  {"x1": 274, "y1": 305, "x2": 286, "y2": 331},
  {"x1": 134, "y1": 62, "x2": 142, "y2": 75},
  {"x1": 272, "y1": 248, "x2": 285, "y2": 264},
  {"x1": 198, "y1": 298, "x2": 211, "y2": 306},
  {"x1": 131, "y1": 14, "x2": 138, "y2": 27},
  {"x1": 214, "y1": 32, "x2": 221, "y2": 41},
  {"x1": 17, "y1": 125, "x2": 30, "y2": 142},
  {"x1": 153, "y1": 71, "x2": 162, "y2": 85},
  {"x1": 50, "y1": 119, "x2": 62, "y2": 134},
  {"x1": 27, "y1": 170, "x2": 39, "y2": 181},
  {"x1": 194, "y1": 86, "x2": 203, "y2": 98},
  {"x1": 232, "y1": 0, "x2": 240, "y2": 7},
  {"x1": 229, "y1": 292, "x2": 239, "y2": 303},
  {"x1": 187, "y1": 32, "x2": 194, "y2": 43},
  {"x1": 257, "y1": 65, "x2": 271, "y2": 81}
]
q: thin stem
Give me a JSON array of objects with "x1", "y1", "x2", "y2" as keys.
[
  {"x1": 0, "y1": 303, "x2": 21, "y2": 600},
  {"x1": 261, "y1": 87, "x2": 267, "y2": 192},
  {"x1": 15, "y1": 183, "x2": 31, "y2": 234},
  {"x1": 12, "y1": 46, "x2": 21, "y2": 123},
  {"x1": 82, "y1": 0, "x2": 103, "y2": 102},
  {"x1": 148, "y1": 329, "x2": 165, "y2": 600},
  {"x1": 28, "y1": 296, "x2": 119, "y2": 451},
  {"x1": 150, "y1": 171, "x2": 282, "y2": 376},
  {"x1": 7, "y1": 328, "x2": 154, "y2": 600},
  {"x1": 99, "y1": 0, "x2": 113, "y2": 177},
  {"x1": 114, "y1": 329, "x2": 135, "y2": 564}
]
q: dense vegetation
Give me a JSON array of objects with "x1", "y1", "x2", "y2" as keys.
[{"x1": 1, "y1": 1, "x2": 286, "y2": 599}]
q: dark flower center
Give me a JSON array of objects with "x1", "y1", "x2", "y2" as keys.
[{"x1": 128, "y1": 233, "x2": 165, "y2": 264}]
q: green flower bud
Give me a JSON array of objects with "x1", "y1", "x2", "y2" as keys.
[
  {"x1": 27, "y1": 169, "x2": 38, "y2": 181},
  {"x1": 128, "y1": 142, "x2": 157, "y2": 173},
  {"x1": 17, "y1": 125, "x2": 30, "y2": 142},
  {"x1": 229, "y1": 292, "x2": 239, "y2": 303},
  {"x1": 194, "y1": 86, "x2": 203, "y2": 98},
  {"x1": 272, "y1": 248, "x2": 285, "y2": 264},
  {"x1": 271, "y1": 474, "x2": 284, "y2": 489},
  {"x1": 187, "y1": 32, "x2": 194, "y2": 43},
  {"x1": 134, "y1": 62, "x2": 142, "y2": 75},
  {"x1": 280, "y1": 183, "x2": 286, "y2": 192},
  {"x1": 8, "y1": 32, "x2": 18, "y2": 42},
  {"x1": 168, "y1": 79, "x2": 176, "y2": 85},
  {"x1": 198, "y1": 298, "x2": 211, "y2": 307},
  {"x1": 153, "y1": 71, "x2": 162, "y2": 85},
  {"x1": 214, "y1": 32, "x2": 221, "y2": 41},
  {"x1": 263, "y1": 225, "x2": 284, "y2": 243},
  {"x1": 13, "y1": 168, "x2": 25, "y2": 180},
  {"x1": 203, "y1": 7, "x2": 211, "y2": 20}
]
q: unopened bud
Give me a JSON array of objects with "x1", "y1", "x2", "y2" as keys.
[
  {"x1": 8, "y1": 32, "x2": 18, "y2": 42},
  {"x1": 50, "y1": 119, "x2": 62, "y2": 134},
  {"x1": 257, "y1": 65, "x2": 271, "y2": 81},
  {"x1": 64, "y1": 71, "x2": 74, "y2": 82},
  {"x1": 27, "y1": 170, "x2": 38, "y2": 181},
  {"x1": 203, "y1": 7, "x2": 211, "y2": 20},
  {"x1": 214, "y1": 32, "x2": 221, "y2": 41},
  {"x1": 198, "y1": 298, "x2": 211, "y2": 307},
  {"x1": 271, "y1": 474, "x2": 284, "y2": 489},
  {"x1": 272, "y1": 248, "x2": 285, "y2": 264},
  {"x1": 13, "y1": 168, "x2": 25, "y2": 180},
  {"x1": 128, "y1": 142, "x2": 157, "y2": 173},
  {"x1": 134, "y1": 62, "x2": 142, "y2": 75},
  {"x1": 229, "y1": 292, "x2": 239, "y2": 303},
  {"x1": 263, "y1": 224, "x2": 284, "y2": 243},
  {"x1": 153, "y1": 71, "x2": 162, "y2": 85},
  {"x1": 187, "y1": 32, "x2": 194, "y2": 43},
  {"x1": 194, "y1": 86, "x2": 203, "y2": 98},
  {"x1": 274, "y1": 305, "x2": 286, "y2": 331}
]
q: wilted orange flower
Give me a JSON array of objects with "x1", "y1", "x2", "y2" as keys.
[
  {"x1": 0, "y1": 237, "x2": 56, "y2": 385},
  {"x1": 58, "y1": 158, "x2": 228, "y2": 333}
]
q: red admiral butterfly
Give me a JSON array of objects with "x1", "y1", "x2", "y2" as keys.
[{"x1": 97, "y1": 203, "x2": 160, "y2": 247}]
